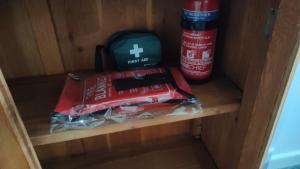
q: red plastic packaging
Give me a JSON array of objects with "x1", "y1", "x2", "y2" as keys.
[{"x1": 50, "y1": 68, "x2": 201, "y2": 133}]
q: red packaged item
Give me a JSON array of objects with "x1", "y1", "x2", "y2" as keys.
[{"x1": 50, "y1": 68, "x2": 201, "y2": 133}]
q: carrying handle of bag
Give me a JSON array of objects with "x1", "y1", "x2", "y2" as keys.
[{"x1": 95, "y1": 45, "x2": 104, "y2": 72}]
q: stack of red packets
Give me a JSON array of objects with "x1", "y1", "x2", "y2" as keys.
[{"x1": 51, "y1": 67, "x2": 201, "y2": 133}]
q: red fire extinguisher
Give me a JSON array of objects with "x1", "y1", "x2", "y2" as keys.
[{"x1": 180, "y1": 0, "x2": 219, "y2": 83}]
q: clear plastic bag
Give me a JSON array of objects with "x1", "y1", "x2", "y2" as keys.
[{"x1": 50, "y1": 68, "x2": 202, "y2": 133}]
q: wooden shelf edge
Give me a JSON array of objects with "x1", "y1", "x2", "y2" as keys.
[{"x1": 31, "y1": 103, "x2": 240, "y2": 146}]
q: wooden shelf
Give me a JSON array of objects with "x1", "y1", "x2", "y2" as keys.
[
  {"x1": 8, "y1": 74, "x2": 241, "y2": 146},
  {"x1": 41, "y1": 137, "x2": 217, "y2": 169}
]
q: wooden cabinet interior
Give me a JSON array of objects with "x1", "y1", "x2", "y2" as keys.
[
  {"x1": 0, "y1": 0, "x2": 249, "y2": 85},
  {"x1": 0, "y1": 0, "x2": 299, "y2": 169}
]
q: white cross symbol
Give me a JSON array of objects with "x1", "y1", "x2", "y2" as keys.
[{"x1": 130, "y1": 44, "x2": 143, "y2": 58}]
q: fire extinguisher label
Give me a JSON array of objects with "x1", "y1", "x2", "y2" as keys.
[
  {"x1": 181, "y1": 29, "x2": 217, "y2": 79},
  {"x1": 182, "y1": 9, "x2": 219, "y2": 22},
  {"x1": 182, "y1": 0, "x2": 219, "y2": 22}
]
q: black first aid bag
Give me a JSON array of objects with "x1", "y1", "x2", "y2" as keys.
[{"x1": 95, "y1": 31, "x2": 162, "y2": 71}]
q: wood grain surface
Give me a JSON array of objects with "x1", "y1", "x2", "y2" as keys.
[
  {"x1": 201, "y1": 0, "x2": 280, "y2": 168},
  {"x1": 0, "y1": 0, "x2": 45, "y2": 79},
  {"x1": 41, "y1": 137, "x2": 217, "y2": 169},
  {"x1": 8, "y1": 74, "x2": 241, "y2": 146},
  {"x1": 202, "y1": 0, "x2": 300, "y2": 169},
  {"x1": 0, "y1": 69, "x2": 41, "y2": 169}
]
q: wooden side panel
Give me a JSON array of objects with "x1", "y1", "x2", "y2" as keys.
[
  {"x1": 202, "y1": 0, "x2": 279, "y2": 168},
  {"x1": 0, "y1": 0, "x2": 45, "y2": 79},
  {"x1": 0, "y1": 69, "x2": 41, "y2": 169},
  {"x1": 0, "y1": 106, "x2": 31, "y2": 169},
  {"x1": 237, "y1": 1, "x2": 300, "y2": 168},
  {"x1": 203, "y1": 0, "x2": 300, "y2": 169}
]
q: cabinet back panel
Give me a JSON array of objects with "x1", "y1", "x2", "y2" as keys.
[
  {"x1": 0, "y1": 0, "x2": 251, "y2": 90},
  {"x1": 35, "y1": 122, "x2": 190, "y2": 161},
  {"x1": 0, "y1": 0, "x2": 45, "y2": 79},
  {"x1": 0, "y1": 0, "x2": 186, "y2": 77},
  {"x1": 49, "y1": 0, "x2": 149, "y2": 72}
]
